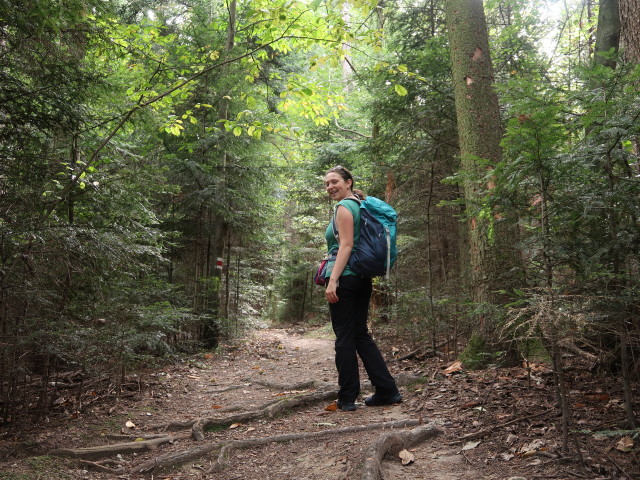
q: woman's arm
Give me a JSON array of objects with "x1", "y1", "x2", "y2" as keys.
[{"x1": 325, "y1": 205, "x2": 354, "y2": 304}]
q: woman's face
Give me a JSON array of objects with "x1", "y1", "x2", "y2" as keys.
[{"x1": 324, "y1": 172, "x2": 352, "y2": 201}]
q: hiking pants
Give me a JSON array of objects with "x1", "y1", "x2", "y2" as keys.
[{"x1": 329, "y1": 275, "x2": 398, "y2": 403}]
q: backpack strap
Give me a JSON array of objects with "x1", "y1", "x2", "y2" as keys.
[{"x1": 331, "y1": 197, "x2": 361, "y2": 243}]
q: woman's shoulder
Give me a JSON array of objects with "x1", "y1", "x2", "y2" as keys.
[{"x1": 337, "y1": 197, "x2": 361, "y2": 217}]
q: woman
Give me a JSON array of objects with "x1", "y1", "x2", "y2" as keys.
[{"x1": 323, "y1": 165, "x2": 402, "y2": 411}]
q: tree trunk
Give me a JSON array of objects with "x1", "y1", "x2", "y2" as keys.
[
  {"x1": 207, "y1": 0, "x2": 236, "y2": 322},
  {"x1": 445, "y1": 0, "x2": 504, "y2": 330},
  {"x1": 594, "y1": 0, "x2": 620, "y2": 67}
]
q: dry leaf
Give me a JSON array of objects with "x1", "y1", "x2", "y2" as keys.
[
  {"x1": 325, "y1": 402, "x2": 338, "y2": 412},
  {"x1": 229, "y1": 423, "x2": 242, "y2": 429},
  {"x1": 616, "y1": 436, "x2": 634, "y2": 453},
  {"x1": 125, "y1": 420, "x2": 136, "y2": 428},
  {"x1": 519, "y1": 439, "x2": 546, "y2": 456},
  {"x1": 585, "y1": 393, "x2": 610, "y2": 402},
  {"x1": 461, "y1": 440, "x2": 481, "y2": 451},
  {"x1": 399, "y1": 449, "x2": 415, "y2": 465},
  {"x1": 443, "y1": 361, "x2": 463, "y2": 375},
  {"x1": 211, "y1": 405, "x2": 223, "y2": 409},
  {"x1": 203, "y1": 353, "x2": 213, "y2": 359}
]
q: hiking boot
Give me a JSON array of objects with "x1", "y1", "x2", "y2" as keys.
[
  {"x1": 364, "y1": 392, "x2": 403, "y2": 407},
  {"x1": 336, "y1": 400, "x2": 357, "y2": 411}
]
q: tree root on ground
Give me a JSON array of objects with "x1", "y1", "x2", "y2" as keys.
[
  {"x1": 251, "y1": 379, "x2": 329, "y2": 390},
  {"x1": 190, "y1": 388, "x2": 339, "y2": 440},
  {"x1": 134, "y1": 419, "x2": 422, "y2": 475},
  {"x1": 152, "y1": 374, "x2": 420, "y2": 440},
  {"x1": 151, "y1": 387, "x2": 340, "y2": 440},
  {"x1": 49, "y1": 375, "x2": 427, "y2": 477},
  {"x1": 361, "y1": 423, "x2": 443, "y2": 480},
  {"x1": 49, "y1": 434, "x2": 185, "y2": 461}
]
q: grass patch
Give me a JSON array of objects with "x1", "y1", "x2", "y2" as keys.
[{"x1": 23, "y1": 455, "x2": 74, "y2": 480}]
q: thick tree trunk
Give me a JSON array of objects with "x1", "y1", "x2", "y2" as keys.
[{"x1": 445, "y1": 0, "x2": 504, "y2": 329}]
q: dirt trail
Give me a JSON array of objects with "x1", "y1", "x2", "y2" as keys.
[{"x1": 3, "y1": 326, "x2": 631, "y2": 480}]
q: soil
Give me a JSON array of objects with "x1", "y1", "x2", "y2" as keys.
[{"x1": 0, "y1": 324, "x2": 638, "y2": 480}]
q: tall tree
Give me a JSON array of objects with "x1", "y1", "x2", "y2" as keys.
[{"x1": 444, "y1": 0, "x2": 505, "y2": 329}]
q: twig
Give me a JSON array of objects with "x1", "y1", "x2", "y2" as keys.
[{"x1": 459, "y1": 409, "x2": 553, "y2": 441}]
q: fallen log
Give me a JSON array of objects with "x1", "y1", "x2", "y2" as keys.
[{"x1": 361, "y1": 423, "x2": 443, "y2": 480}]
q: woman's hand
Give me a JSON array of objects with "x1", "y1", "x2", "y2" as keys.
[{"x1": 325, "y1": 278, "x2": 339, "y2": 303}]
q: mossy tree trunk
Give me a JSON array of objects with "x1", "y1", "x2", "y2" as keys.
[{"x1": 444, "y1": 0, "x2": 505, "y2": 333}]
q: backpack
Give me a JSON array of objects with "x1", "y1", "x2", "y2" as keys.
[{"x1": 332, "y1": 196, "x2": 397, "y2": 278}]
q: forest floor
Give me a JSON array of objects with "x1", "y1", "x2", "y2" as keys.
[{"x1": 0, "y1": 323, "x2": 638, "y2": 480}]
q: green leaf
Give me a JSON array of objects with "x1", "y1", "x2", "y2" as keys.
[
  {"x1": 233, "y1": 126, "x2": 242, "y2": 136},
  {"x1": 394, "y1": 84, "x2": 408, "y2": 96}
]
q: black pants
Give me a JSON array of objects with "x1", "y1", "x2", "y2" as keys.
[{"x1": 329, "y1": 275, "x2": 398, "y2": 403}]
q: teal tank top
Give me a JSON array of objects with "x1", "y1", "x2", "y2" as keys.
[{"x1": 324, "y1": 198, "x2": 361, "y2": 278}]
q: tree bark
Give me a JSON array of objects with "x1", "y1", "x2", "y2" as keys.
[{"x1": 619, "y1": 0, "x2": 640, "y2": 62}]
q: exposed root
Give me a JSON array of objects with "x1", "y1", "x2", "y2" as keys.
[
  {"x1": 132, "y1": 442, "x2": 220, "y2": 474},
  {"x1": 131, "y1": 418, "x2": 421, "y2": 475},
  {"x1": 361, "y1": 423, "x2": 443, "y2": 480},
  {"x1": 49, "y1": 435, "x2": 184, "y2": 461},
  {"x1": 77, "y1": 459, "x2": 125, "y2": 474},
  {"x1": 153, "y1": 375, "x2": 422, "y2": 441},
  {"x1": 191, "y1": 388, "x2": 339, "y2": 440},
  {"x1": 49, "y1": 373, "x2": 427, "y2": 477},
  {"x1": 251, "y1": 379, "x2": 329, "y2": 390}
]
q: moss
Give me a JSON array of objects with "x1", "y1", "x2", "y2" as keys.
[
  {"x1": 23, "y1": 455, "x2": 73, "y2": 480},
  {"x1": 459, "y1": 334, "x2": 492, "y2": 370}
]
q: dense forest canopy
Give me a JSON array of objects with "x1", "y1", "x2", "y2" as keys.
[{"x1": 0, "y1": 0, "x2": 638, "y2": 431}]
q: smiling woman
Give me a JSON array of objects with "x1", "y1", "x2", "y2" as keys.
[{"x1": 321, "y1": 165, "x2": 401, "y2": 412}]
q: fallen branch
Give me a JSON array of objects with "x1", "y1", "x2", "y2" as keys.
[{"x1": 361, "y1": 423, "x2": 443, "y2": 480}]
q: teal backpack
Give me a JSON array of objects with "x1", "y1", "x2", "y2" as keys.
[{"x1": 332, "y1": 196, "x2": 398, "y2": 278}]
